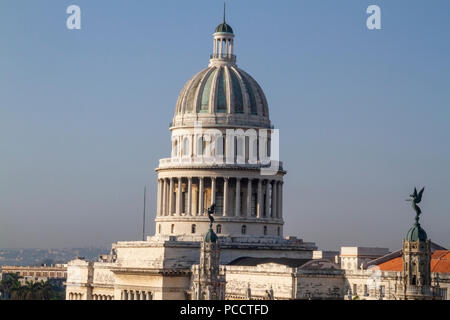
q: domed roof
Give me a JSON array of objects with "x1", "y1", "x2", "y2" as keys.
[
  {"x1": 205, "y1": 228, "x2": 218, "y2": 243},
  {"x1": 215, "y1": 22, "x2": 233, "y2": 34},
  {"x1": 406, "y1": 223, "x2": 428, "y2": 241},
  {"x1": 174, "y1": 65, "x2": 270, "y2": 127}
]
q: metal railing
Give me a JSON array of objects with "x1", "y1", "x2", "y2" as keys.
[
  {"x1": 158, "y1": 157, "x2": 283, "y2": 169},
  {"x1": 210, "y1": 53, "x2": 236, "y2": 60}
]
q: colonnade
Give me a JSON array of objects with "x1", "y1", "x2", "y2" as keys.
[
  {"x1": 157, "y1": 177, "x2": 283, "y2": 220},
  {"x1": 121, "y1": 290, "x2": 153, "y2": 300},
  {"x1": 213, "y1": 37, "x2": 234, "y2": 58},
  {"x1": 92, "y1": 294, "x2": 114, "y2": 300},
  {"x1": 68, "y1": 292, "x2": 83, "y2": 300}
]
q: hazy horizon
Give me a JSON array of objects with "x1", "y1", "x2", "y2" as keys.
[{"x1": 1, "y1": 0, "x2": 449, "y2": 252}]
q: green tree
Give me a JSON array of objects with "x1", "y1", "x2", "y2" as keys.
[{"x1": 0, "y1": 273, "x2": 21, "y2": 300}]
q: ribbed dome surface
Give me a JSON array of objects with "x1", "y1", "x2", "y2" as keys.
[
  {"x1": 204, "y1": 228, "x2": 218, "y2": 243},
  {"x1": 406, "y1": 223, "x2": 428, "y2": 241},
  {"x1": 175, "y1": 65, "x2": 269, "y2": 123},
  {"x1": 215, "y1": 22, "x2": 234, "y2": 34}
]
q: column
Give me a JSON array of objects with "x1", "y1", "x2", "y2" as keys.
[
  {"x1": 265, "y1": 181, "x2": 270, "y2": 218},
  {"x1": 162, "y1": 178, "x2": 167, "y2": 216},
  {"x1": 192, "y1": 179, "x2": 198, "y2": 216},
  {"x1": 246, "y1": 179, "x2": 252, "y2": 217},
  {"x1": 235, "y1": 178, "x2": 241, "y2": 217},
  {"x1": 199, "y1": 177, "x2": 204, "y2": 215},
  {"x1": 257, "y1": 179, "x2": 262, "y2": 219},
  {"x1": 160, "y1": 179, "x2": 165, "y2": 216},
  {"x1": 223, "y1": 178, "x2": 229, "y2": 216},
  {"x1": 157, "y1": 179, "x2": 162, "y2": 216},
  {"x1": 278, "y1": 182, "x2": 283, "y2": 219},
  {"x1": 168, "y1": 178, "x2": 174, "y2": 215},
  {"x1": 176, "y1": 177, "x2": 182, "y2": 216},
  {"x1": 187, "y1": 177, "x2": 192, "y2": 216},
  {"x1": 271, "y1": 181, "x2": 277, "y2": 219},
  {"x1": 211, "y1": 177, "x2": 216, "y2": 206}
]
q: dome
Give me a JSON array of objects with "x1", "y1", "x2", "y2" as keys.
[
  {"x1": 406, "y1": 223, "x2": 428, "y2": 241},
  {"x1": 215, "y1": 22, "x2": 233, "y2": 34},
  {"x1": 174, "y1": 65, "x2": 270, "y2": 127},
  {"x1": 205, "y1": 228, "x2": 218, "y2": 243}
]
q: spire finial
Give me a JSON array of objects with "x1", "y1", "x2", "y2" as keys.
[{"x1": 223, "y1": 2, "x2": 226, "y2": 24}]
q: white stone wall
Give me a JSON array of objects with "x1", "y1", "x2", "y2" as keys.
[
  {"x1": 226, "y1": 263, "x2": 294, "y2": 300},
  {"x1": 340, "y1": 247, "x2": 390, "y2": 271},
  {"x1": 345, "y1": 269, "x2": 450, "y2": 300},
  {"x1": 296, "y1": 271, "x2": 345, "y2": 300},
  {"x1": 225, "y1": 263, "x2": 345, "y2": 300},
  {"x1": 66, "y1": 259, "x2": 93, "y2": 300}
]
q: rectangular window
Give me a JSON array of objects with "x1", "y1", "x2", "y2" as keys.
[
  {"x1": 216, "y1": 194, "x2": 224, "y2": 215},
  {"x1": 182, "y1": 192, "x2": 188, "y2": 214},
  {"x1": 380, "y1": 285, "x2": 386, "y2": 297},
  {"x1": 251, "y1": 194, "x2": 257, "y2": 216},
  {"x1": 440, "y1": 288, "x2": 448, "y2": 300}
]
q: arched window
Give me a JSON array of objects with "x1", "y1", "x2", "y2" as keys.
[
  {"x1": 183, "y1": 136, "x2": 190, "y2": 157},
  {"x1": 172, "y1": 139, "x2": 178, "y2": 158},
  {"x1": 158, "y1": 224, "x2": 161, "y2": 234},
  {"x1": 171, "y1": 224, "x2": 175, "y2": 234},
  {"x1": 216, "y1": 224, "x2": 222, "y2": 234},
  {"x1": 196, "y1": 136, "x2": 203, "y2": 156},
  {"x1": 277, "y1": 227, "x2": 281, "y2": 237},
  {"x1": 263, "y1": 226, "x2": 268, "y2": 235},
  {"x1": 241, "y1": 225, "x2": 247, "y2": 235},
  {"x1": 202, "y1": 137, "x2": 208, "y2": 156},
  {"x1": 191, "y1": 224, "x2": 196, "y2": 234},
  {"x1": 236, "y1": 136, "x2": 245, "y2": 163},
  {"x1": 214, "y1": 135, "x2": 224, "y2": 158}
]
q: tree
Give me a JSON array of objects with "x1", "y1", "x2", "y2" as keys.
[
  {"x1": 0, "y1": 273, "x2": 21, "y2": 300},
  {"x1": 0, "y1": 275, "x2": 62, "y2": 300}
]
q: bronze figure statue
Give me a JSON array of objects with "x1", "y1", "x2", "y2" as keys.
[
  {"x1": 206, "y1": 203, "x2": 216, "y2": 228},
  {"x1": 407, "y1": 187, "x2": 425, "y2": 221}
]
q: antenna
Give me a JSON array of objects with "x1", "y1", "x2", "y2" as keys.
[{"x1": 142, "y1": 185, "x2": 146, "y2": 241}]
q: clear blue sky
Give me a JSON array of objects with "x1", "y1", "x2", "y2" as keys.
[{"x1": 1, "y1": 0, "x2": 449, "y2": 251}]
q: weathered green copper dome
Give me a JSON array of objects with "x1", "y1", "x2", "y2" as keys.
[
  {"x1": 215, "y1": 22, "x2": 233, "y2": 34},
  {"x1": 406, "y1": 223, "x2": 428, "y2": 241},
  {"x1": 205, "y1": 228, "x2": 218, "y2": 243}
]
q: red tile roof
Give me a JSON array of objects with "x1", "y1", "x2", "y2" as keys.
[{"x1": 376, "y1": 250, "x2": 450, "y2": 273}]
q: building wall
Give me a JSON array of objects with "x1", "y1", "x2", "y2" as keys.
[
  {"x1": 344, "y1": 269, "x2": 450, "y2": 300},
  {"x1": 1, "y1": 265, "x2": 67, "y2": 280},
  {"x1": 296, "y1": 271, "x2": 345, "y2": 300},
  {"x1": 340, "y1": 247, "x2": 390, "y2": 271},
  {"x1": 226, "y1": 264, "x2": 295, "y2": 300}
]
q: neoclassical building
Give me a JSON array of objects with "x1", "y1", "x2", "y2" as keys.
[
  {"x1": 65, "y1": 11, "x2": 449, "y2": 301},
  {"x1": 66, "y1": 13, "x2": 334, "y2": 301},
  {"x1": 155, "y1": 15, "x2": 284, "y2": 239}
]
